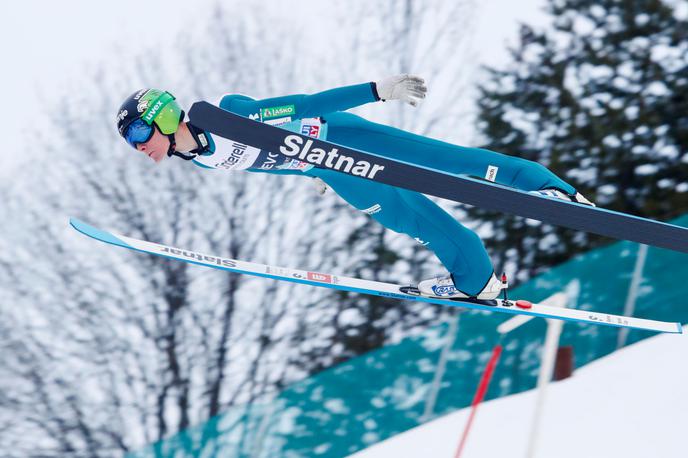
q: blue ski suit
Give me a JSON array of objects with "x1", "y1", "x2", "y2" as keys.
[{"x1": 195, "y1": 83, "x2": 576, "y2": 296}]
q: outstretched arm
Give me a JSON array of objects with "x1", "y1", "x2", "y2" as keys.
[
  {"x1": 221, "y1": 82, "x2": 377, "y2": 120},
  {"x1": 220, "y1": 75, "x2": 427, "y2": 120}
]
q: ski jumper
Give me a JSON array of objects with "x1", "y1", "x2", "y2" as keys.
[{"x1": 193, "y1": 83, "x2": 576, "y2": 296}]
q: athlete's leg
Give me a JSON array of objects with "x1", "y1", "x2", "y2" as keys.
[
  {"x1": 324, "y1": 112, "x2": 576, "y2": 195},
  {"x1": 310, "y1": 168, "x2": 494, "y2": 296}
]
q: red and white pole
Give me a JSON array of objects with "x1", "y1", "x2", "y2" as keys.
[{"x1": 454, "y1": 342, "x2": 503, "y2": 458}]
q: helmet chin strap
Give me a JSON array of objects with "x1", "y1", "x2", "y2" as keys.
[
  {"x1": 166, "y1": 121, "x2": 210, "y2": 161},
  {"x1": 165, "y1": 133, "x2": 197, "y2": 161},
  {"x1": 162, "y1": 109, "x2": 199, "y2": 161}
]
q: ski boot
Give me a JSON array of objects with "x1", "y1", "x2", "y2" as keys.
[{"x1": 416, "y1": 273, "x2": 506, "y2": 300}]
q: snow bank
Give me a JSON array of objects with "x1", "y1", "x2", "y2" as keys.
[{"x1": 351, "y1": 327, "x2": 687, "y2": 458}]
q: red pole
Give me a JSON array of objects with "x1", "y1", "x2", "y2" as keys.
[{"x1": 454, "y1": 344, "x2": 503, "y2": 458}]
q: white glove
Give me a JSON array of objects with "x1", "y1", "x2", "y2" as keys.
[
  {"x1": 312, "y1": 177, "x2": 328, "y2": 195},
  {"x1": 375, "y1": 74, "x2": 427, "y2": 107}
]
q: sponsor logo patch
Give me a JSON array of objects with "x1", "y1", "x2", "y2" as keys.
[
  {"x1": 362, "y1": 204, "x2": 382, "y2": 215},
  {"x1": 261, "y1": 104, "x2": 296, "y2": 119},
  {"x1": 301, "y1": 123, "x2": 320, "y2": 138},
  {"x1": 485, "y1": 165, "x2": 499, "y2": 182},
  {"x1": 160, "y1": 246, "x2": 237, "y2": 268},
  {"x1": 215, "y1": 142, "x2": 250, "y2": 169},
  {"x1": 276, "y1": 159, "x2": 313, "y2": 171},
  {"x1": 280, "y1": 135, "x2": 386, "y2": 180},
  {"x1": 143, "y1": 100, "x2": 164, "y2": 122},
  {"x1": 265, "y1": 266, "x2": 291, "y2": 276},
  {"x1": 433, "y1": 285, "x2": 458, "y2": 296},
  {"x1": 257, "y1": 152, "x2": 281, "y2": 169},
  {"x1": 133, "y1": 89, "x2": 148, "y2": 100},
  {"x1": 307, "y1": 272, "x2": 333, "y2": 283},
  {"x1": 264, "y1": 117, "x2": 292, "y2": 127}
]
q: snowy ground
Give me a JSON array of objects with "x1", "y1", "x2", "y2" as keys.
[{"x1": 351, "y1": 326, "x2": 687, "y2": 458}]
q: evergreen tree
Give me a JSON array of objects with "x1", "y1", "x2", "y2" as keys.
[{"x1": 473, "y1": 0, "x2": 688, "y2": 283}]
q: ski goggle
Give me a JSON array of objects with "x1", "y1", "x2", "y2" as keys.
[{"x1": 123, "y1": 119, "x2": 155, "y2": 148}]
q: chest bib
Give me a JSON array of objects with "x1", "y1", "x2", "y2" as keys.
[
  {"x1": 192, "y1": 110, "x2": 326, "y2": 172},
  {"x1": 193, "y1": 136, "x2": 262, "y2": 171}
]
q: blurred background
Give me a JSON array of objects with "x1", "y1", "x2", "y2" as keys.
[{"x1": 0, "y1": 0, "x2": 687, "y2": 456}]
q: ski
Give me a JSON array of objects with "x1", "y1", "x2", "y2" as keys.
[
  {"x1": 70, "y1": 218, "x2": 682, "y2": 334},
  {"x1": 187, "y1": 101, "x2": 688, "y2": 255}
]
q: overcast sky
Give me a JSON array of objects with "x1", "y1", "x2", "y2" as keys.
[{"x1": 0, "y1": 0, "x2": 547, "y2": 175}]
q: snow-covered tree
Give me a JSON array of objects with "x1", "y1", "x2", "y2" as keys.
[{"x1": 473, "y1": 0, "x2": 688, "y2": 282}]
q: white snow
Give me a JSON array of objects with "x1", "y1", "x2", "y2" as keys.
[
  {"x1": 635, "y1": 164, "x2": 658, "y2": 175},
  {"x1": 602, "y1": 134, "x2": 622, "y2": 148},
  {"x1": 350, "y1": 326, "x2": 688, "y2": 458},
  {"x1": 645, "y1": 81, "x2": 670, "y2": 97},
  {"x1": 672, "y1": 0, "x2": 688, "y2": 21}
]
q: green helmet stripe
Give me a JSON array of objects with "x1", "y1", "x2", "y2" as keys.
[{"x1": 142, "y1": 92, "x2": 175, "y2": 125}]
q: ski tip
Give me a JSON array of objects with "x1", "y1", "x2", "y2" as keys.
[
  {"x1": 69, "y1": 218, "x2": 130, "y2": 249},
  {"x1": 677, "y1": 323, "x2": 684, "y2": 334},
  {"x1": 69, "y1": 217, "x2": 99, "y2": 237}
]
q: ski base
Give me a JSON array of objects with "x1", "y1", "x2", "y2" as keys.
[{"x1": 69, "y1": 218, "x2": 683, "y2": 335}]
